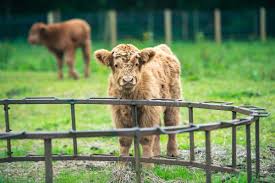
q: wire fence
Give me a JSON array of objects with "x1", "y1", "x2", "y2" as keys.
[
  {"x1": 0, "y1": 8, "x2": 274, "y2": 43},
  {"x1": 0, "y1": 97, "x2": 269, "y2": 183}
]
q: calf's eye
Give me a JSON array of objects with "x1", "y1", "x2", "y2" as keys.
[
  {"x1": 135, "y1": 63, "x2": 139, "y2": 66},
  {"x1": 114, "y1": 64, "x2": 118, "y2": 68}
]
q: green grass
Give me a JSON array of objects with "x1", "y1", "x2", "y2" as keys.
[{"x1": 0, "y1": 40, "x2": 275, "y2": 182}]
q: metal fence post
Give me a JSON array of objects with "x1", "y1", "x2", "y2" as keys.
[
  {"x1": 4, "y1": 104, "x2": 12, "y2": 157},
  {"x1": 131, "y1": 105, "x2": 141, "y2": 183},
  {"x1": 188, "y1": 107, "x2": 195, "y2": 161},
  {"x1": 232, "y1": 111, "x2": 237, "y2": 168},
  {"x1": 255, "y1": 118, "x2": 260, "y2": 179},
  {"x1": 70, "y1": 103, "x2": 78, "y2": 156},
  {"x1": 44, "y1": 139, "x2": 53, "y2": 183},
  {"x1": 246, "y1": 124, "x2": 252, "y2": 183},
  {"x1": 205, "y1": 130, "x2": 212, "y2": 183}
]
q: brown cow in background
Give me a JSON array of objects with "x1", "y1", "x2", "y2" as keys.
[{"x1": 28, "y1": 19, "x2": 91, "y2": 79}]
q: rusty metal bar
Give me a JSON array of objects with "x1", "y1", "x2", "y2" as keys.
[
  {"x1": 255, "y1": 118, "x2": 260, "y2": 179},
  {"x1": 4, "y1": 104, "x2": 12, "y2": 157},
  {"x1": 205, "y1": 130, "x2": 212, "y2": 183},
  {"x1": 0, "y1": 155, "x2": 239, "y2": 173},
  {"x1": 44, "y1": 139, "x2": 53, "y2": 183},
  {"x1": 0, "y1": 118, "x2": 258, "y2": 140},
  {"x1": 232, "y1": 111, "x2": 237, "y2": 168},
  {"x1": 0, "y1": 98, "x2": 253, "y2": 115},
  {"x1": 131, "y1": 105, "x2": 141, "y2": 183},
  {"x1": 246, "y1": 124, "x2": 252, "y2": 183},
  {"x1": 70, "y1": 103, "x2": 78, "y2": 156},
  {"x1": 188, "y1": 107, "x2": 195, "y2": 161}
]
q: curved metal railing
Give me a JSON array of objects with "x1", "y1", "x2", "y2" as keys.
[{"x1": 0, "y1": 97, "x2": 270, "y2": 183}]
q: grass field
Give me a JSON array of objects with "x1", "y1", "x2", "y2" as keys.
[{"x1": 0, "y1": 40, "x2": 274, "y2": 182}]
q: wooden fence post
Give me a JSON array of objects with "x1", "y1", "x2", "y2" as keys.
[
  {"x1": 47, "y1": 10, "x2": 61, "y2": 24},
  {"x1": 192, "y1": 10, "x2": 199, "y2": 40},
  {"x1": 181, "y1": 11, "x2": 189, "y2": 40},
  {"x1": 260, "y1": 7, "x2": 266, "y2": 42},
  {"x1": 164, "y1": 9, "x2": 172, "y2": 45},
  {"x1": 108, "y1": 10, "x2": 117, "y2": 47},
  {"x1": 214, "y1": 9, "x2": 222, "y2": 44}
]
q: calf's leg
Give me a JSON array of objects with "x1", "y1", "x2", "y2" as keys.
[
  {"x1": 64, "y1": 48, "x2": 79, "y2": 79},
  {"x1": 81, "y1": 40, "x2": 91, "y2": 78},
  {"x1": 53, "y1": 52, "x2": 64, "y2": 79},
  {"x1": 119, "y1": 136, "x2": 132, "y2": 156},
  {"x1": 153, "y1": 135, "x2": 160, "y2": 157},
  {"x1": 164, "y1": 107, "x2": 179, "y2": 157},
  {"x1": 140, "y1": 136, "x2": 154, "y2": 168}
]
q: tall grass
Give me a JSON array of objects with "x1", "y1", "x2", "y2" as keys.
[{"x1": 0, "y1": 40, "x2": 275, "y2": 81}]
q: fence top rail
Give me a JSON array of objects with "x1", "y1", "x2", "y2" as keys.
[
  {"x1": 0, "y1": 116, "x2": 258, "y2": 140},
  {"x1": 0, "y1": 97, "x2": 269, "y2": 116}
]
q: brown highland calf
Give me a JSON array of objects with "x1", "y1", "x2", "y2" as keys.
[
  {"x1": 28, "y1": 19, "x2": 91, "y2": 79},
  {"x1": 95, "y1": 44, "x2": 182, "y2": 162}
]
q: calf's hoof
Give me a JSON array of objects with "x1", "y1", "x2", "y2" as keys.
[
  {"x1": 84, "y1": 71, "x2": 90, "y2": 78},
  {"x1": 71, "y1": 73, "x2": 79, "y2": 80},
  {"x1": 167, "y1": 149, "x2": 179, "y2": 157}
]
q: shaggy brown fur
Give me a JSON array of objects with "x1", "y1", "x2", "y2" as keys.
[
  {"x1": 28, "y1": 19, "x2": 91, "y2": 79},
  {"x1": 95, "y1": 44, "x2": 181, "y2": 163}
]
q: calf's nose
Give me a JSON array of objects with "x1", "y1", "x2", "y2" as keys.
[{"x1": 122, "y1": 76, "x2": 134, "y2": 83}]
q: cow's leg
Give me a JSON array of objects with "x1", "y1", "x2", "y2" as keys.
[
  {"x1": 119, "y1": 136, "x2": 132, "y2": 156},
  {"x1": 64, "y1": 48, "x2": 79, "y2": 79},
  {"x1": 81, "y1": 40, "x2": 91, "y2": 78},
  {"x1": 53, "y1": 52, "x2": 64, "y2": 79},
  {"x1": 164, "y1": 80, "x2": 181, "y2": 157},
  {"x1": 153, "y1": 134, "x2": 160, "y2": 157}
]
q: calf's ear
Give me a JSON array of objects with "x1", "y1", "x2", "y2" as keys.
[
  {"x1": 139, "y1": 48, "x2": 156, "y2": 64},
  {"x1": 94, "y1": 49, "x2": 112, "y2": 66}
]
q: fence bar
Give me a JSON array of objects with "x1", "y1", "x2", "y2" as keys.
[
  {"x1": 44, "y1": 139, "x2": 53, "y2": 183},
  {"x1": 70, "y1": 103, "x2": 78, "y2": 156},
  {"x1": 4, "y1": 104, "x2": 12, "y2": 157},
  {"x1": 232, "y1": 111, "x2": 237, "y2": 168},
  {"x1": 255, "y1": 119, "x2": 260, "y2": 179},
  {"x1": 246, "y1": 124, "x2": 252, "y2": 183},
  {"x1": 132, "y1": 105, "x2": 141, "y2": 183},
  {"x1": 188, "y1": 107, "x2": 195, "y2": 161},
  {"x1": 0, "y1": 155, "x2": 239, "y2": 173},
  {"x1": 0, "y1": 99, "x2": 254, "y2": 115},
  {"x1": 0, "y1": 118, "x2": 259, "y2": 140},
  {"x1": 205, "y1": 131, "x2": 212, "y2": 183}
]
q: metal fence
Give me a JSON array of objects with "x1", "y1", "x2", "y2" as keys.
[
  {"x1": 0, "y1": 8, "x2": 275, "y2": 43},
  {"x1": 0, "y1": 97, "x2": 269, "y2": 183}
]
